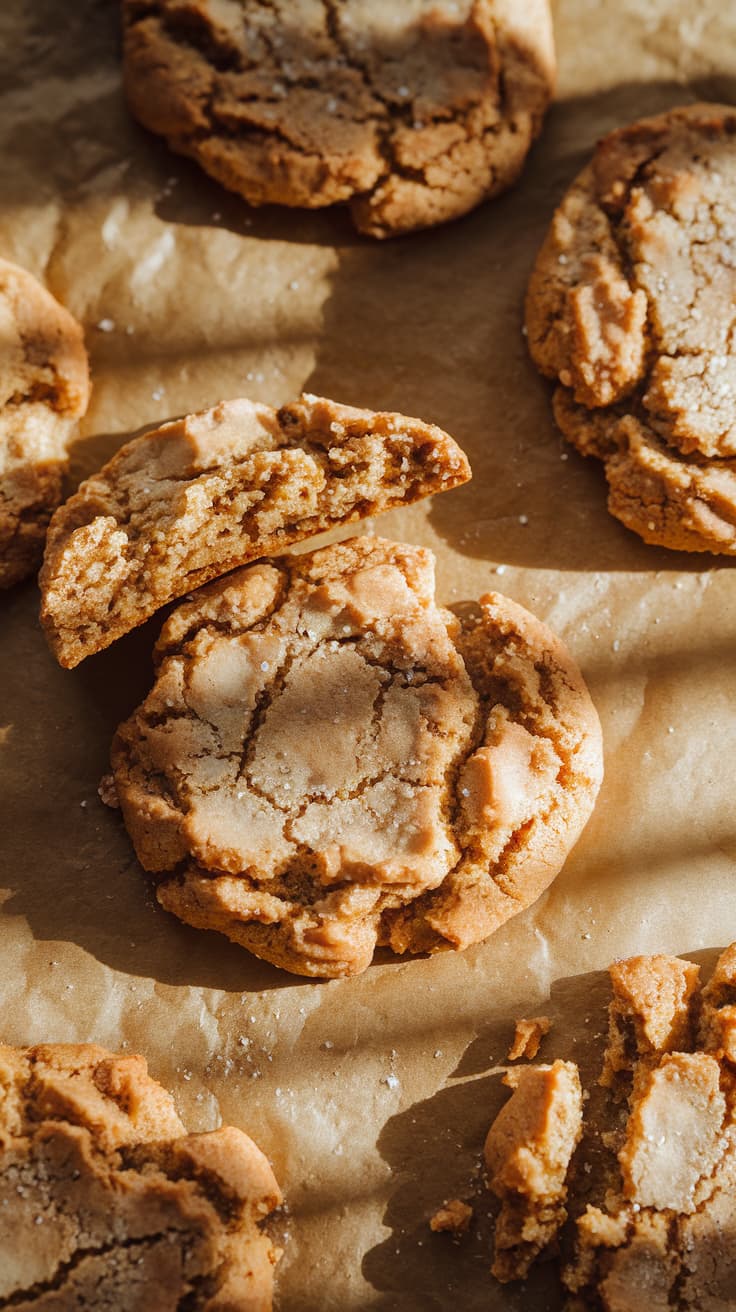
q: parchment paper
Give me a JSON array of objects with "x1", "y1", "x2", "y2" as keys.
[{"x1": 2, "y1": 2, "x2": 736, "y2": 1307}]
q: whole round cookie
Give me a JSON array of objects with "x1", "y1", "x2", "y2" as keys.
[
  {"x1": 0, "y1": 259, "x2": 90, "y2": 588},
  {"x1": 122, "y1": 0, "x2": 555, "y2": 239},
  {"x1": 0, "y1": 1042, "x2": 282, "y2": 1309},
  {"x1": 111, "y1": 536, "x2": 603, "y2": 978},
  {"x1": 525, "y1": 104, "x2": 736, "y2": 554}
]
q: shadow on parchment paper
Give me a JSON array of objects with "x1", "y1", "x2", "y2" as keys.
[
  {"x1": 361, "y1": 948, "x2": 724, "y2": 1310},
  {"x1": 0, "y1": 581, "x2": 303, "y2": 993},
  {"x1": 303, "y1": 76, "x2": 736, "y2": 576}
]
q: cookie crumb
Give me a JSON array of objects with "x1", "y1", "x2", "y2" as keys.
[
  {"x1": 430, "y1": 1199, "x2": 473, "y2": 1234},
  {"x1": 98, "y1": 773, "x2": 120, "y2": 808},
  {"x1": 507, "y1": 1016, "x2": 551, "y2": 1062}
]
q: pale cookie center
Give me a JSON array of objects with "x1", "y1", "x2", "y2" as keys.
[{"x1": 173, "y1": 565, "x2": 480, "y2": 890}]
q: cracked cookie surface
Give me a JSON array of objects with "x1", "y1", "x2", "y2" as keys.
[
  {"x1": 122, "y1": 0, "x2": 555, "y2": 238},
  {"x1": 0, "y1": 258, "x2": 89, "y2": 589},
  {"x1": 0, "y1": 1042, "x2": 281, "y2": 1309},
  {"x1": 111, "y1": 535, "x2": 602, "y2": 978},
  {"x1": 39, "y1": 393, "x2": 470, "y2": 668},
  {"x1": 525, "y1": 104, "x2": 736, "y2": 554}
]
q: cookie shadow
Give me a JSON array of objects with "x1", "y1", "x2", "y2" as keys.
[
  {"x1": 302, "y1": 77, "x2": 736, "y2": 574},
  {"x1": 0, "y1": 584, "x2": 306, "y2": 993},
  {"x1": 360, "y1": 949, "x2": 725, "y2": 1308}
]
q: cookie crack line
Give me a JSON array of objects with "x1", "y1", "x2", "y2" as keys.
[{"x1": 1, "y1": 1228, "x2": 195, "y2": 1306}]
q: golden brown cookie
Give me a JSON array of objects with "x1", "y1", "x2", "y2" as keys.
[
  {"x1": 0, "y1": 1042, "x2": 281, "y2": 1309},
  {"x1": 122, "y1": 0, "x2": 555, "y2": 239},
  {"x1": 525, "y1": 104, "x2": 736, "y2": 554},
  {"x1": 110, "y1": 535, "x2": 603, "y2": 979},
  {"x1": 39, "y1": 393, "x2": 470, "y2": 668},
  {"x1": 0, "y1": 259, "x2": 89, "y2": 589}
]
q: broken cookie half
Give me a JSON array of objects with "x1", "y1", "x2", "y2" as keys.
[
  {"x1": 39, "y1": 393, "x2": 470, "y2": 668},
  {"x1": 0, "y1": 1042, "x2": 282, "y2": 1309},
  {"x1": 110, "y1": 535, "x2": 603, "y2": 979}
]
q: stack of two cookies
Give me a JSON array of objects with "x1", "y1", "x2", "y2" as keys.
[{"x1": 38, "y1": 389, "x2": 603, "y2": 981}]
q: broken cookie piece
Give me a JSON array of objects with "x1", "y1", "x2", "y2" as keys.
[
  {"x1": 526, "y1": 104, "x2": 736, "y2": 554},
  {"x1": 0, "y1": 258, "x2": 89, "y2": 588},
  {"x1": 473, "y1": 945, "x2": 736, "y2": 1305},
  {"x1": 122, "y1": 0, "x2": 555, "y2": 239},
  {"x1": 0, "y1": 1042, "x2": 281, "y2": 1309},
  {"x1": 484, "y1": 1060, "x2": 583, "y2": 1281},
  {"x1": 110, "y1": 535, "x2": 602, "y2": 978},
  {"x1": 699, "y1": 941, "x2": 736, "y2": 1067},
  {"x1": 39, "y1": 393, "x2": 470, "y2": 668},
  {"x1": 600, "y1": 953, "x2": 700, "y2": 1095},
  {"x1": 508, "y1": 1016, "x2": 551, "y2": 1062}
]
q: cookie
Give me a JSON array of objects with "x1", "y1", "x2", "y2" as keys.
[
  {"x1": 122, "y1": 0, "x2": 555, "y2": 239},
  {"x1": 0, "y1": 1042, "x2": 281, "y2": 1309},
  {"x1": 0, "y1": 258, "x2": 89, "y2": 589},
  {"x1": 39, "y1": 393, "x2": 470, "y2": 668},
  {"x1": 110, "y1": 535, "x2": 603, "y2": 979},
  {"x1": 525, "y1": 104, "x2": 736, "y2": 553},
  {"x1": 480, "y1": 946, "x2": 736, "y2": 1307}
]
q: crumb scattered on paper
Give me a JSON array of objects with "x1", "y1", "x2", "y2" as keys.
[{"x1": 430, "y1": 1199, "x2": 473, "y2": 1234}]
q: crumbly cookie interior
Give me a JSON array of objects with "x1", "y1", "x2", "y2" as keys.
[
  {"x1": 483, "y1": 945, "x2": 736, "y2": 1308},
  {"x1": 40, "y1": 394, "x2": 470, "y2": 667}
]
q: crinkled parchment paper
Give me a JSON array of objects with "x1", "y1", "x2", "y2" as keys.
[{"x1": 2, "y1": 2, "x2": 736, "y2": 1307}]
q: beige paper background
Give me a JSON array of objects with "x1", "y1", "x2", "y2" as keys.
[{"x1": 2, "y1": 2, "x2": 736, "y2": 1307}]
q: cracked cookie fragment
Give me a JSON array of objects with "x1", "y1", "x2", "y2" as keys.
[
  {"x1": 507, "y1": 1015, "x2": 550, "y2": 1062},
  {"x1": 0, "y1": 258, "x2": 89, "y2": 588},
  {"x1": 526, "y1": 104, "x2": 736, "y2": 554},
  {"x1": 484, "y1": 1060, "x2": 583, "y2": 1281},
  {"x1": 452, "y1": 947, "x2": 736, "y2": 1303},
  {"x1": 0, "y1": 1042, "x2": 281, "y2": 1310},
  {"x1": 599, "y1": 953, "x2": 700, "y2": 1097},
  {"x1": 122, "y1": 0, "x2": 555, "y2": 238},
  {"x1": 110, "y1": 535, "x2": 602, "y2": 978},
  {"x1": 564, "y1": 948, "x2": 736, "y2": 1310},
  {"x1": 39, "y1": 393, "x2": 470, "y2": 668}
]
